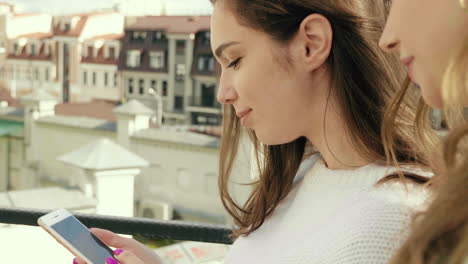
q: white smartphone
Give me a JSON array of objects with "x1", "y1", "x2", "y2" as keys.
[{"x1": 38, "y1": 208, "x2": 115, "y2": 264}]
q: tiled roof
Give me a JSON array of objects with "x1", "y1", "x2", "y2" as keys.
[
  {"x1": 53, "y1": 16, "x2": 88, "y2": 37},
  {"x1": 0, "y1": 88, "x2": 21, "y2": 107},
  {"x1": 80, "y1": 45, "x2": 119, "y2": 65},
  {"x1": 13, "y1": 32, "x2": 53, "y2": 40},
  {"x1": 55, "y1": 100, "x2": 118, "y2": 121},
  {"x1": 53, "y1": 12, "x2": 118, "y2": 37},
  {"x1": 127, "y1": 16, "x2": 210, "y2": 34},
  {"x1": 89, "y1": 33, "x2": 124, "y2": 41}
]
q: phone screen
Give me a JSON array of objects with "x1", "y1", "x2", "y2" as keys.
[{"x1": 50, "y1": 215, "x2": 114, "y2": 264}]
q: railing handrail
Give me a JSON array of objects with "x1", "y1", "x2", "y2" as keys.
[{"x1": 0, "y1": 207, "x2": 233, "y2": 245}]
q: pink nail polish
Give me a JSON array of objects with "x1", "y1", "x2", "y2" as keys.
[
  {"x1": 106, "y1": 257, "x2": 118, "y2": 264},
  {"x1": 114, "y1": 249, "x2": 124, "y2": 256},
  {"x1": 73, "y1": 259, "x2": 78, "y2": 264}
]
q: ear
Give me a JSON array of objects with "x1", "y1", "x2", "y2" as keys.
[{"x1": 293, "y1": 14, "x2": 333, "y2": 71}]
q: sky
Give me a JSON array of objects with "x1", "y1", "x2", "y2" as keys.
[{"x1": 6, "y1": 0, "x2": 212, "y2": 15}]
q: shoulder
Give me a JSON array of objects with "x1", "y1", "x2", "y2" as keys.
[{"x1": 322, "y1": 185, "x2": 430, "y2": 263}]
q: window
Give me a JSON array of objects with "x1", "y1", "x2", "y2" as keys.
[
  {"x1": 149, "y1": 51, "x2": 165, "y2": 69},
  {"x1": 45, "y1": 68, "x2": 49, "y2": 81},
  {"x1": 174, "y1": 96, "x2": 184, "y2": 111},
  {"x1": 83, "y1": 71, "x2": 87, "y2": 85},
  {"x1": 13, "y1": 43, "x2": 18, "y2": 54},
  {"x1": 104, "y1": 72, "x2": 109, "y2": 86},
  {"x1": 63, "y1": 22, "x2": 71, "y2": 31},
  {"x1": 109, "y1": 47, "x2": 116, "y2": 59},
  {"x1": 87, "y1": 46, "x2": 93, "y2": 58},
  {"x1": 201, "y1": 31, "x2": 211, "y2": 46},
  {"x1": 176, "y1": 40, "x2": 185, "y2": 55},
  {"x1": 31, "y1": 44, "x2": 37, "y2": 56},
  {"x1": 197, "y1": 55, "x2": 215, "y2": 72},
  {"x1": 114, "y1": 73, "x2": 118, "y2": 87},
  {"x1": 128, "y1": 78, "x2": 134, "y2": 94},
  {"x1": 139, "y1": 79, "x2": 145, "y2": 95},
  {"x1": 162, "y1": 81, "x2": 168, "y2": 96},
  {"x1": 126, "y1": 50, "x2": 141, "y2": 68},
  {"x1": 92, "y1": 72, "x2": 96, "y2": 86},
  {"x1": 152, "y1": 31, "x2": 166, "y2": 43},
  {"x1": 131, "y1": 31, "x2": 146, "y2": 42},
  {"x1": 34, "y1": 68, "x2": 39, "y2": 80},
  {"x1": 150, "y1": 80, "x2": 157, "y2": 92},
  {"x1": 175, "y1": 64, "x2": 186, "y2": 81}
]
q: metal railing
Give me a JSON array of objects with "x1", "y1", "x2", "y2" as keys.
[{"x1": 0, "y1": 207, "x2": 233, "y2": 245}]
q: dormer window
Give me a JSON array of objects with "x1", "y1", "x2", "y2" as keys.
[
  {"x1": 152, "y1": 31, "x2": 166, "y2": 43},
  {"x1": 131, "y1": 31, "x2": 146, "y2": 43},
  {"x1": 63, "y1": 22, "x2": 71, "y2": 31},
  {"x1": 13, "y1": 43, "x2": 19, "y2": 55},
  {"x1": 30, "y1": 44, "x2": 37, "y2": 56}
]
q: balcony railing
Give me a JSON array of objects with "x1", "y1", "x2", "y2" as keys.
[{"x1": 0, "y1": 207, "x2": 233, "y2": 245}]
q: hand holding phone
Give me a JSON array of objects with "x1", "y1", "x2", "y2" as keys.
[{"x1": 38, "y1": 209, "x2": 116, "y2": 264}]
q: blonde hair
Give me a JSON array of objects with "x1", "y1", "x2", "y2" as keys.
[{"x1": 386, "y1": 34, "x2": 468, "y2": 264}]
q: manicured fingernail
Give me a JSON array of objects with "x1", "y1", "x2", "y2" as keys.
[
  {"x1": 73, "y1": 259, "x2": 78, "y2": 264},
  {"x1": 105, "y1": 257, "x2": 118, "y2": 264},
  {"x1": 114, "y1": 249, "x2": 124, "y2": 255}
]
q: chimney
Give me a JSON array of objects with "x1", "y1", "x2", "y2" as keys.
[{"x1": 58, "y1": 138, "x2": 149, "y2": 217}]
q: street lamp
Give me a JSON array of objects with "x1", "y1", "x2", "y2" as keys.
[{"x1": 148, "y1": 87, "x2": 163, "y2": 127}]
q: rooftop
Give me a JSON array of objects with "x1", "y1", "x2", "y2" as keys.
[{"x1": 127, "y1": 16, "x2": 210, "y2": 34}]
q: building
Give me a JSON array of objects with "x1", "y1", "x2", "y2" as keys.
[
  {"x1": 0, "y1": 2, "x2": 15, "y2": 84},
  {"x1": 79, "y1": 33, "x2": 123, "y2": 102},
  {"x1": 52, "y1": 12, "x2": 124, "y2": 102},
  {"x1": 2, "y1": 11, "x2": 124, "y2": 103},
  {"x1": 119, "y1": 16, "x2": 221, "y2": 125}
]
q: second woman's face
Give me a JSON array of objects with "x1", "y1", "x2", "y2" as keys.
[{"x1": 380, "y1": 0, "x2": 468, "y2": 109}]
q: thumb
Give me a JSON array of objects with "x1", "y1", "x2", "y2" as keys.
[
  {"x1": 110, "y1": 249, "x2": 144, "y2": 264},
  {"x1": 90, "y1": 228, "x2": 130, "y2": 249}
]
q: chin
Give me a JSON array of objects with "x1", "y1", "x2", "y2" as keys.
[
  {"x1": 255, "y1": 130, "x2": 299, "y2": 146},
  {"x1": 421, "y1": 82, "x2": 444, "y2": 109}
]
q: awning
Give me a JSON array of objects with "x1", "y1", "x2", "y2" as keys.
[{"x1": 0, "y1": 119, "x2": 23, "y2": 138}]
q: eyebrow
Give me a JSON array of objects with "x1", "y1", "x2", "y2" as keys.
[{"x1": 215, "y1": 41, "x2": 241, "y2": 59}]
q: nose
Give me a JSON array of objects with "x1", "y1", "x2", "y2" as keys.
[
  {"x1": 379, "y1": 12, "x2": 401, "y2": 53},
  {"x1": 217, "y1": 72, "x2": 238, "y2": 105},
  {"x1": 379, "y1": 29, "x2": 400, "y2": 53}
]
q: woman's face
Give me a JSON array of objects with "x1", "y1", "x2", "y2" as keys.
[
  {"x1": 379, "y1": 0, "x2": 468, "y2": 109},
  {"x1": 211, "y1": 2, "x2": 331, "y2": 145}
]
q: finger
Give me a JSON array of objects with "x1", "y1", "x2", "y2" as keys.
[
  {"x1": 111, "y1": 249, "x2": 144, "y2": 264},
  {"x1": 90, "y1": 228, "x2": 131, "y2": 249},
  {"x1": 73, "y1": 257, "x2": 87, "y2": 264}
]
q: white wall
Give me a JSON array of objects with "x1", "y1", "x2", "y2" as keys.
[
  {"x1": 29, "y1": 115, "x2": 253, "y2": 224},
  {"x1": 34, "y1": 119, "x2": 116, "y2": 186}
]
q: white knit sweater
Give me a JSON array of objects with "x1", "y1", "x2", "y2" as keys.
[{"x1": 224, "y1": 155, "x2": 431, "y2": 264}]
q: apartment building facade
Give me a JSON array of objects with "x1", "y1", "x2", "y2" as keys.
[{"x1": 119, "y1": 16, "x2": 221, "y2": 125}]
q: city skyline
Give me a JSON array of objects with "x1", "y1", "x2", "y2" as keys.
[{"x1": 5, "y1": 0, "x2": 212, "y2": 15}]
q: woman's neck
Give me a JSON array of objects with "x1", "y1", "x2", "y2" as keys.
[{"x1": 305, "y1": 100, "x2": 373, "y2": 170}]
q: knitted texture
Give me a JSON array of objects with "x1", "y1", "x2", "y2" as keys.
[{"x1": 224, "y1": 155, "x2": 431, "y2": 264}]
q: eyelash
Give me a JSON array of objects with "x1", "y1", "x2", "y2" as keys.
[{"x1": 227, "y1": 58, "x2": 242, "y2": 69}]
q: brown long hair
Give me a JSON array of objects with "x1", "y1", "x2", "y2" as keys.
[
  {"x1": 386, "y1": 34, "x2": 468, "y2": 264},
  {"x1": 214, "y1": 0, "x2": 435, "y2": 238}
]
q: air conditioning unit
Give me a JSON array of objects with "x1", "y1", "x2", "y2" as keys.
[{"x1": 138, "y1": 200, "x2": 173, "y2": 220}]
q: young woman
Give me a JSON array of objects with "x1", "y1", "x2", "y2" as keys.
[
  {"x1": 380, "y1": 0, "x2": 468, "y2": 263},
  {"x1": 73, "y1": 1, "x2": 436, "y2": 264}
]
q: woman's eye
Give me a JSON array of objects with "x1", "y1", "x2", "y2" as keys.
[{"x1": 227, "y1": 58, "x2": 242, "y2": 69}]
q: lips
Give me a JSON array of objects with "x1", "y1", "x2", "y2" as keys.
[
  {"x1": 236, "y1": 109, "x2": 252, "y2": 119},
  {"x1": 401, "y1": 56, "x2": 415, "y2": 80}
]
